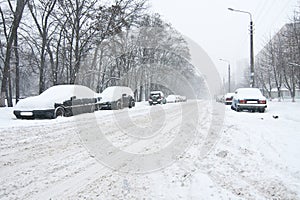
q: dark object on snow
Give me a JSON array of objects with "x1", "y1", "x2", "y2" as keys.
[
  {"x1": 272, "y1": 115, "x2": 279, "y2": 119},
  {"x1": 216, "y1": 150, "x2": 228, "y2": 158}
]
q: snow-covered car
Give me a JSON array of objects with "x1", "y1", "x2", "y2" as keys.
[
  {"x1": 166, "y1": 95, "x2": 187, "y2": 103},
  {"x1": 216, "y1": 95, "x2": 224, "y2": 103},
  {"x1": 231, "y1": 88, "x2": 267, "y2": 113},
  {"x1": 13, "y1": 85, "x2": 98, "y2": 119},
  {"x1": 97, "y1": 86, "x2": 135, "y2": 110},
  {"x1": 224, "y1": 92, "x2": 235, "y2": 105},
  {"x1": 180, "y1": 95, "x2": 187, "y2": 102},
  {"x1": 149, "y1": 91, "x2": 166, "y2": 105},
  {"x1": 166, "y1": 95, "x2": 177, "y2": 103}
]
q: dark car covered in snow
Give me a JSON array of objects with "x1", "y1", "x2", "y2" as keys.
[
  {"x1": 97, "y1": 86, "x2": 135, "y2": 110},
  {"x1": 148, "y1": 91, "x2": 167, "y2": 105},
  {"x1": 13, "y1": 85, "x2": 99, "y2": 119}
]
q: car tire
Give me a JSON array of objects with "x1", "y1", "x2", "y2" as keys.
[
  {"x1": 259, "y1": 108, "x2": 265, "y2": 113},
  {"x1": 117, "y1": 101, "x2": 122, "y2": 110},
  {"x1": 129, "y1": 99, "x2": 134, "y2": 108},
  {"x1": 90, "y1": 105, "x2": 95, "y2": 113},
  {"x1": 54, "y1": 107, "x2": 65, "y2": 118},
  {"x1": 111, "y1": 101, "x2": 121, "y2": 110}
]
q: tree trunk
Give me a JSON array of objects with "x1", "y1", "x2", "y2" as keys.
[
  {"x1": 39, "y1": 40, "x2": 46, "y2": 94},
  {"x1": 14, "y1": 34, "x2": 20, "y2": 104},
  {"x1": 7, "y1": 69, "x2": 13, "y2": 107},
  {"x1": 0, "y1": 0, "x2": 27, "y2": 107}
]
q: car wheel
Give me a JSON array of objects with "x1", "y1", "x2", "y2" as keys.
[
  {"x1": 90, "y1": 105, "x2": 95, "y2": 113},
  {"x1": 117, "y1": 101, "x2": 122, "y2": 110},
  {"x1": 259, "y1": 108, "x2": 265, "y2": 113},
  {"x1": 54, "y1": 107, "x2": 65, "y2": 118},
  {"x1": 236, "y1": 107, "x2": 241, "y2": 112},
  {"x1": 129, "y1": 100, "x2": 134, "y2": 108},
  {"x1": 111, "y1": 101, "x2": 120, "y2": 110}
]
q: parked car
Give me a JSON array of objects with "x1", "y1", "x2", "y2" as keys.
[
  {"x1": 97, "y1": 86, "x2": 135, "y2": 110},
  {"x1": 216, "y1": 95, "x2": 224, "y2": 103},
  {"x1": 224, "y1": 92, "x2": 235, "y2": 105},
  {"x1": 149, "y1": 91, "x2": 166, "y2": 105},
  {"x1": 231, "y1": 88, "x2": 267, "y2": 113},
  {"x1": 13, "y1": 85, "x2": 98, "y2": 119},
  {"x1": 180, "y1": 95, "x2": 187, "y2": 102},
  {"x1": 166, "y1": 94, "x2": 186, "y2": 103},
  {"x1": 166, "y1": 95, "x2": 177, "y2": 103}
]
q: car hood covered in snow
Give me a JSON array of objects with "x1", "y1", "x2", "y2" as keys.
[{"x1": 15, "y1": 85, "x2": 97, "y2": 110}]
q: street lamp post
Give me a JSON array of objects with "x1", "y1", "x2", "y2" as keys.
[
  {"x1": 219, "y1": 59, "x2": 231, "y2": 93},
  {"x1": 228, "y1": 8, "x2": 255, "y2": 88}
]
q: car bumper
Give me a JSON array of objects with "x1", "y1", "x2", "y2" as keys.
[
  {"x1": 237, "y1": 104, "x2": 267, "y2": 109},
  {"x1": 14, "y1": 109, "x2": 55, "y2": 119},
  {"x1": 225, "y1": 101, "x2": 232, "y2": 105},
  {"x1": 98, "y1": 102, "x2": 112, "y2": 110}
]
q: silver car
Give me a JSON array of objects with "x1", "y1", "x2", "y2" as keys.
[{"x1": 231, "y1": 88, "x2": 267, "y2": 113}]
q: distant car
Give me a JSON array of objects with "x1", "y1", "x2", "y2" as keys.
[
  {"x1": 231, "y1": 88, "x2": 267, "y2": 113},
  {"x1": 166, "y1": 95, "x2": 177, "y2": 103},
  {"x1": 97, "y1": 86, "x2": 135, "y2": 110},
  {"x1": 149, "y1": 91, "x2": 166, "y2": 105},
  {"x1": 13, "y1": 85, "x2": 98, "y2": 119},
  {"x1": 166, "y1": 95, "x2": 187, "y2": 103},
  {"x1": 224, "y1": 93, "x2": 235, "y2": 105},
  {"x1": 180, "y1": 96, "x2": 187, "y2": 102},
  {"x1": 216, "y1": 95, "x2": 224, "y2": 103}
]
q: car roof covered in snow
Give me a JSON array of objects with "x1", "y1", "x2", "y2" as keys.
[
  {"x1": 234, "y1": 88, "x2": 265, "y2": 99},
  {"x1": 150, "y1": 91, "x2": 164, "y2": 95}
]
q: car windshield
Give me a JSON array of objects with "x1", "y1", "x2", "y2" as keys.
[{"x1": 151, "y1": 93, "x2": 161, "y2": 98}]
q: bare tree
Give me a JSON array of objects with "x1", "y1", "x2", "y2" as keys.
[
  {"x1": 28, "y1": 0, "x2": 57, "y2": 94},
  {"x1": 0, "y1": 0, "x2": 28, "y2": 107}
]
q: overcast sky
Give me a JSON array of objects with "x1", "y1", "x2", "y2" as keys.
[{"x1": 149, "y1": 0, "x2": 299, "y2": 82}]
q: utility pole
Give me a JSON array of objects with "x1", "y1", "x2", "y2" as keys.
[
  {"x1": 250, "y1": 20, "x2": 254, "y2": 87},
  {"x1": 228, "y1": 8, "x2": 255, "y2": 87}
]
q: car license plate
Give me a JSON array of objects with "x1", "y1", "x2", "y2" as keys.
[
  {"x1": 20, "y1": 112, "x2": 33, "y2": 116},
  {"x1": 247, "y1": 101, "x2": 257, "y2": 104}
]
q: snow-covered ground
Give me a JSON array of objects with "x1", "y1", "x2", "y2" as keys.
[{"x1": 0, "y1": 100, "x2": 299, "y2": 199}]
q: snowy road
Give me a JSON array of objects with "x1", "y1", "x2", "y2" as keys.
[{"x1": 0, "y1": 100, "x2": 300, "y2": 199}]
